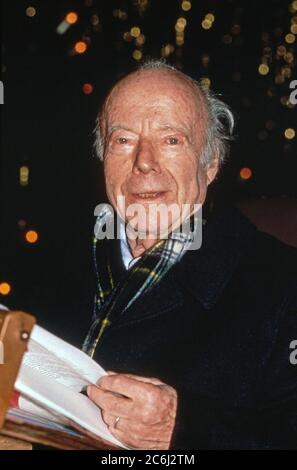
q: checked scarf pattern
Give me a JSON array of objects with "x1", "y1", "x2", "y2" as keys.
[{"x1": 82, "y1": 204, "x2": 199, "y2": 358}]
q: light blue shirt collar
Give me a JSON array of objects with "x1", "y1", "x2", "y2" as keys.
[{"x1": 119, "y1": 221, "x2": 141, "y2": 270}]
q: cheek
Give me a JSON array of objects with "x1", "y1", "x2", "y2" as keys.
[{"x1": 171, "y1": 156, "x2": 201, "y2": 199}]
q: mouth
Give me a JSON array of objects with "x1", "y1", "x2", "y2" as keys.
[{"x1": 131, "y1": 191, "x2": 168, "y2": 201}]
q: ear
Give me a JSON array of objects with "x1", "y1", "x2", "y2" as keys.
[{"x1": 206, "y1": 156, "x2": 219, "y2": 185}]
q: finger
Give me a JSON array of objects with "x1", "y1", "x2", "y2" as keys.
[
  {"x1": 98, "y1": 374, "x2": 155, "y2": 400},
  {"x1": 87, "y1": 385, "x2": 133, "y2": 418},
  {"x1": 102, "y1": 410, "x2": 119, "y2": 428},
  {"x1": 107, "y1": 414, "x2": 173, "y2": 442},
  {"x1": 88, "y1": 383, "x2": 159, "y2": 423},
  {"x1": 114, "y1": 373, "x2": 165, "y2": 386},
  {"x1": 102, "y1": 411, "x2": 130, "y2": 432},
  {"x1": 94, "y1": 383, "x2": 128, "y2": 399}
]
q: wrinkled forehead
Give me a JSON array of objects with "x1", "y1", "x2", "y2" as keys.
[{"x1": 102, "y1": 70, "x2": 206, "y2": 129}]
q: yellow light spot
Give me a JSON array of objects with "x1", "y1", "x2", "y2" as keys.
[
  {"x1": 284, "y1": 128, "x2": 295, "y2": 139},
  {"x1": 176, "y1": 33, "x2": 184, "y2": 46},
  {"x1": 130, "y1": 26, "x2": 141, "y2": 38},
  {"x1": 205, "y1": 13, "x2": 215, "y2": 22},
  {"x1": 161, "y1": 44, "x2": 174, "y2": 57},
  {"x1": 240, "y1": 168, "x2": 252, "y2": 181},
  {"x1": 258, "y1": 63, "x2": 269, "y2": 75},
  {"x1": 285, "y1": 33, "x2": 295, "y2": 44},
  {"x1": 25, "y1": 230, "x2": 39, "y2": 244},
  {"x1": 132, "y1": 50, "x2": 142, "y2": 61},
  {"x1": 292, "y1": 1, "x2": 297, "y2": 12},
  {"x1": 66, "y1": 12, "x2": 78, "y2": 24},
  {"x1": 74, "y1": 41, "x2": 87, "y2": 54},
  {"x1": 181, "y1": 1, "x2": 191, "y2": 11},
  {"x1": 0, "y1": 282, "x2": 11, "y2": 296},
  {"x1": 202, "y1": 19, "x2": 212, "y2": 30},
  {"x1": 200, "y1": 77, "x2": 211, "y2": 88},
  {"x1": 19, "y1": 166, "x2": 29, "y2": 187},
  {"x1": 177, "y1": 17, "x2": 187, "y2": 27},
  {"x1": 26, "y1": 6, "x2": 36, "y2": 17},
  {"x1": 175, "y1": 17, "x2": 187, "y2": 32},
  {"x1": 291, "y1": 23, "x2": 297, "y2": 33}
]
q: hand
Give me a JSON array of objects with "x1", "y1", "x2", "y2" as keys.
[{"x1": 87, "y1": 372, "x2": 177, "y2": 450}]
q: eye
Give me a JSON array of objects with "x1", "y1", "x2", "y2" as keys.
[
  {"x1": 116, "y1": 137, "x2": 129, "y2": 144},
  {"x1": 166, "y1": 136, "x2": 179, "y2": 145}
]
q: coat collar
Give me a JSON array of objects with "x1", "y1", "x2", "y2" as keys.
[{"x1": 173, "y1": 205, "x2": 257, "y2": 309}]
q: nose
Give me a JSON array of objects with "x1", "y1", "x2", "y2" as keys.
[{"x1": 132, "y1": 139, "x2": 161, "y2": 175}]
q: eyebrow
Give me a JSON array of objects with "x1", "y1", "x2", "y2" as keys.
[
  {"x1": 155, "y1": 125, "x2": 189, "y2": 134},
  {"x1": 107, "y1": 124, "x2": 189, "y2": 135},
  {"x1": 107, "y1": 125, "x2": 134, "y2": 134}
]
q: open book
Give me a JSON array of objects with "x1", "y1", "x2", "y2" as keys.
[{"x1": 12, "y1": 325, "x2": 127, "y2": 449}]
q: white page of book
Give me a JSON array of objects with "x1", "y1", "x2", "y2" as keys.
[
  {"x1": 15, "y1": 363, "x2": 127, "y2": 448},
  {"x1": 19, "y1": 395, "x2": 65, "y2": 423},
  {"x1": 25, "y1": 325, "x2": 106, "y2": 389}
]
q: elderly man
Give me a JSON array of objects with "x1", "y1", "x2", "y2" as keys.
[{"x1": 82, "y1": 60, "x2": 297, "y2": 450}]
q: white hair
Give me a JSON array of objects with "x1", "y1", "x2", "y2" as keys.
[{"x1": 93, "y1": 59, "x2": 235, "y2": 168}]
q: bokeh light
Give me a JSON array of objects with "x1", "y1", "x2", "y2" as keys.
[
  {"x1": 240, "y1": 167, "x2": 253, "y2": 180},
  {"x1": 66, "y1": 12, "x2": 78, "y2": 24},
  {"x1": 74, "y1": 41, "x2": 87, "y2": 54},
  {"x1": 130, "y1": 26, "x2": 141, "y2": 38},
  {"x1": 82, "y1": 83, "x2": 93, "y2": 95},
  {"x1": 26, "y1": 6, "x2": 36, "y2": 17},
  {"x1": 181, "y1": 1, "x2": 191, "y2": 12},
  {"x1": 0, "y1": 282, "x2": 11, "y2": 296},
  {"x1": 285, "y1": 33, "x2": 295, "y2": 44},
  {"x1": 258, "y1": 63, "x2": 270, "y2": 75},
  {"x1": 25, "y1": 230, "x2": 39, "y2": 244},
  {"x1": 19, "y1": 166, "x2": 29, "y2": 187},
  {"x1": 284, "y1": 128, "x2": 296, "y2": 139},
  {"x1": 132, "y1": 49, "x2": 142, "y2": 61},
  {"x1": 202, "y1": 19, "x2": 212, "y2": 30}
]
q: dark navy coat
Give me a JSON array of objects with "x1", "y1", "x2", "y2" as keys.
[{"x1": 90, "y1": 206, "x2": 297, "y2": 449}]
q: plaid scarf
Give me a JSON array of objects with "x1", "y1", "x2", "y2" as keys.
[{"x1": 82, "y1": 204, "x2": 199, "y2": 358}]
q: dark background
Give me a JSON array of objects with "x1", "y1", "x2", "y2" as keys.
[{"x1": 0, "y1": 0, "x2": 296, "y2": 346}]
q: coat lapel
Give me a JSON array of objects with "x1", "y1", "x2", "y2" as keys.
[
  {"x1": 174, "y1": 206, "x2": 258, "y2": 309},
  {"x1": 110, "y1": 206, "x2": 257, "y2": 328}
]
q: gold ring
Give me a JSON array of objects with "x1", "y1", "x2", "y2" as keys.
[{"x1": 114, "y1": 416, "x2": 120, "y2": 429}]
